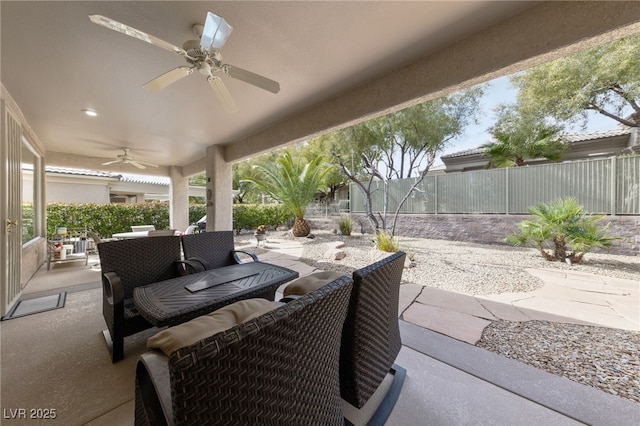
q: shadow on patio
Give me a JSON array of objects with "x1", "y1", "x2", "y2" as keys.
[{"x1": 1, "y1": 246, "x2": 637, "y2": 425}]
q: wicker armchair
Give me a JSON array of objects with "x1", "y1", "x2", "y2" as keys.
[
  {"x1": 99, "y1": 236, "x2": 185, "y2": 363},
  {"x1": 134, "y1": 275, "x2": 354, "y2": 426},
  {"x1": 340, "y1": 251, "x2": 407, "y2": 425},
  {"x1": 181, "y1": 230, "x2": 258, "y2": 270}
]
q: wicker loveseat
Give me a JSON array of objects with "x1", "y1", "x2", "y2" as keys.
[
  {"x1": 134, "y1": 275, "x2": 354, "y2": 425},
  {"x1": 98, "y1": 236, "x2": 193, "y2": 363}
]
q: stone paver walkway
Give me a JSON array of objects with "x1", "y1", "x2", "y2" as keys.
[{"x1": 251, "y1": 236, "x2": 640, "y2": 344}]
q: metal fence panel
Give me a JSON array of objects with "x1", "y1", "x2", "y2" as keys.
[
  {"x1": 508, "y1": 159, "x2": 612, "y2": 213},
  {"x1": 437, "y1": 169, "x2": 506, "y2": 213},
  {"x1": 348, "y1": 156, "x2": 640, "y2": 215},
  {"x1": 617, "y1": 156, "x2": 640, "y2": 214}
]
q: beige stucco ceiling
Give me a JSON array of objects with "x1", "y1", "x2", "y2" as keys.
[{"x1": 2, "y1": 1, "x2": 639, "y2": 176}]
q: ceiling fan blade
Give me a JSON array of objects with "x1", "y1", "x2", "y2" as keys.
[
  {"x1": 128, "y1": 160, "x2": 147, "y2": 169},
  {"x1": 135, "y1": 161, "x2": 159, "y2": 168},
  {"x1": 224, "y1": 65, "x2": 280, "y2": 94},
  {"x1": 101, "y1": 160, "x2": 120, "y2": 166},
  {"x1": 208, "y1": 76, "x2": 239, "y2": 113},
  {"x1": 89, "y1": 15, "x2": 186, "y2": 56},
  {"x1": 143, "y1": 67, "x2": 194, "y2": 91},
  {"x1": 200, "y1": 12, "x2": 233, "y2": 52}
]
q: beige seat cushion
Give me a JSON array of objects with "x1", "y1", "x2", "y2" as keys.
[
  {"x1": 147, "y1": 298, "x2": 279, "y2": 356},
  {"x1": 283, "y1": 271, "x2": 345, "y2": 297}
]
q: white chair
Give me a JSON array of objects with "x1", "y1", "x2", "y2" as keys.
[
  {"x1": 184, "y1": 225, "x2": 198, "y2": 235},
  {"x1": 131, "y1": 225, "x2": 156, "y2": 232},
  {"x1": 148, "y1": 229, "x2": 176, "y2": 237}
]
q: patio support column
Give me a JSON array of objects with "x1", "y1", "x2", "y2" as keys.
[
  {"x1": 169, "y1": 166, "x2": 189, "y2": 232},
  {"x1": 205, "y1": 145, "x2": 232, "y2": 231}
]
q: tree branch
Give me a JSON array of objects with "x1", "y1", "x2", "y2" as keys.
[{"x1": 586, "y1": 103, "x2": 637, "y2": 127}]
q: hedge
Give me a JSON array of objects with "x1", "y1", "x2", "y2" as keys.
[
  {"x1": 232, "y1": 204, "x2": 291, "y2": 234},
  {"x1": 45, "y1": 203, "x2": 290, "y2": 237},
  {"x1": 46, "y1": 202, "x2": 171, "y2": 237}
]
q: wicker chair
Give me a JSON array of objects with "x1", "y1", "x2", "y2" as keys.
[
  {"x1": 134, "y1": 275, "x2": 354, "y2": 426},
  {"x1": 340, "y1": 251, "x2": 407, "y2": 425},
  {"x1": 181, "y1": 230, "x2": 258, "y2": 270},
  {"x1": 99, "y1": 236, "x2": 185, "y2": 363}
]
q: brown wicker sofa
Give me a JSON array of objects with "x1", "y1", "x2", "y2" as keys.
[
  {"x1": 98, "y1": 236, "x2": 198, "y2": 363},
  {"x1": 134, "y1": 275, "x2": 354, "y2": 426}
]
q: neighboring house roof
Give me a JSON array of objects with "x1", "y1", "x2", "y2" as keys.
[
  {"x1": 441, "y1": 121, "x2": 637, "y2": 172},
  {"x1": 44, "y1": 167, "x2": 207, "y2": 202},
  {"x1": 118, "y1": 173, "x2": 170, "y2": 186},
  {"x1": 441, "y1": 147, "x2": 486, "y2": 159},
  {"x1": 443, "y1": 128, "x2": 633, "y2": 160},
  {"x1": 44, "y1": 166, "x2": 118, "y2": 179},
  {"x1": 562, "y1": 127, "x2": 631, "y2": 143}
]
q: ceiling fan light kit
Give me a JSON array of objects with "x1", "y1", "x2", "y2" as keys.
[
  {"x1": 89, "y1": 12, "x2": 279, "y2": 113},
  {"x1": 200, "y1": 12, "x2": 233, "y2": 51}
]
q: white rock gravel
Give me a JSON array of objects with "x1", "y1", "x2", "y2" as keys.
[{"x1": 244, "y1": 230, "x2": 640, "y2": 403}]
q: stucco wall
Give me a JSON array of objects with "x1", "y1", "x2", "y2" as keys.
[
  {"x1": 47, "y1": 181, "x2": 110, "y2": 203},
  {"x1": 310, "y1": 214, "x2": 640, "y2": 257}
]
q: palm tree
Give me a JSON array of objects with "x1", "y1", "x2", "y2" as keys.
[
  {"x1": 482, "y1": 104, "x2": 566, "y2": 168},
  {"x1": 505, "y1": 198, "x2": 619, "y2": 264},
  {"x1": 242, "y1": 150, "x2": 332, "y2": 237},
  {"x1": 482, "y1": 132, "x2": 566, "y2": 168}
]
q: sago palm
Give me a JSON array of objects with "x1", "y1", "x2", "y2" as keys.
[
  {"x1": 505, "y1": 198, "x2": 619, "y2": 264},
  {"x1": 243, "y1": 151, "x2": 331, "y2": 237}
]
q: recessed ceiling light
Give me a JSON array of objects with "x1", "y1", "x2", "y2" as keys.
[{"x1": 82, "y1": 109, "x2": 97, "y2": 117}]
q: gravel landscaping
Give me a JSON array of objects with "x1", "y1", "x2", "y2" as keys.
[{"x1": 244, "y1": 229, "x2": 640, "y2": 403}]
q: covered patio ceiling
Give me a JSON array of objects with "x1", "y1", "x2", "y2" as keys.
[{"x1": 2, "y1": 1, "x2": 639, "y2": 176}]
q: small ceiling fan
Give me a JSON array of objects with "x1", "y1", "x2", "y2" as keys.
[
  {"x1": 89, "y1": 12, "x2": 280, "y2": 113},
  {"x1": 102, "y1": 149, "x2": 159, "y2": 169}
]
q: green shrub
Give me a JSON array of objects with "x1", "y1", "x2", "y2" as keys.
[
  {"x1": 47, "y1": 202, "x2": 171, "y2": 237},
  {"x1": 45, "y1": 202, "x2": 292, "y2": 238},
  {"x1": 22, "y1": 203, "x2": 34, "y2": 244},
  {"x1": 374, "y1": 230, "x2": 400, "y2": 253},
  {"x1": 505, "y1": 197, "x2": 619, "y2": 264},
  {"x1": 337, "y1": 216, "x2": 352, "y2": 236},
  {"x1": 232, "y1": 204, "x2": 292, "y2": 233},
  {"x1": 189, "y1": 204, "x2": 206, "y2": 225}
]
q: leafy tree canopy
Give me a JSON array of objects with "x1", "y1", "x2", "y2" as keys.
[
  {"x1": 511, "y1": 34, "x2": 640, "y2": 128},
  {"x1": 311, "y1": 87, "x2": 485, "y2": 233}
]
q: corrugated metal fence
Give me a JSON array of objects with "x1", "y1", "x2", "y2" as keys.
[{"x1": 350, "y1": 156, "x2": 640, "y2": 215}]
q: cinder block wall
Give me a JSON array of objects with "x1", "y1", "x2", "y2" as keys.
[{"x1": 310, "y1": 214, "x2": 640, "y2": 257}]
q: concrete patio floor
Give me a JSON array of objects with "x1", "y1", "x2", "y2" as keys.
[{"x1": 1, "y1": 237, "x2": 638, "y2": 425}]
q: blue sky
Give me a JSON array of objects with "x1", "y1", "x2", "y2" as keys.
[{"x1": 435, "y1": 75, "x2": 624, "y2": 165}]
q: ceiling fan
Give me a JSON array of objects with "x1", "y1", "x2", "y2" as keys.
[
  {"x1": 89, "y1": 12, "x2": 280, "y2": 113},
  {"x1": 102, "y1": 149, "x2": 159, "y2": 169}
]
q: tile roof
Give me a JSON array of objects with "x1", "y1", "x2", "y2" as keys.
[
  {"x1": 118, "y1": 173, "x2": 170, "y2": 185},
  {"x1": 45, "y1": 166, "x2": 118, "y2": 178},
  {"x1": 441, "y1": 147, "x2": 487, "y2": 159},
  {"x1": 45, "y1": 167, "x2": 169, "y2": 185},
  {"x1": 561, "y1": 128, "x2": 631, "y2": 142}
]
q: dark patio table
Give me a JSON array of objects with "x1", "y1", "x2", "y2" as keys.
[{"x1": 133, "y1": 261, "x2": 299, "y2": 327}]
